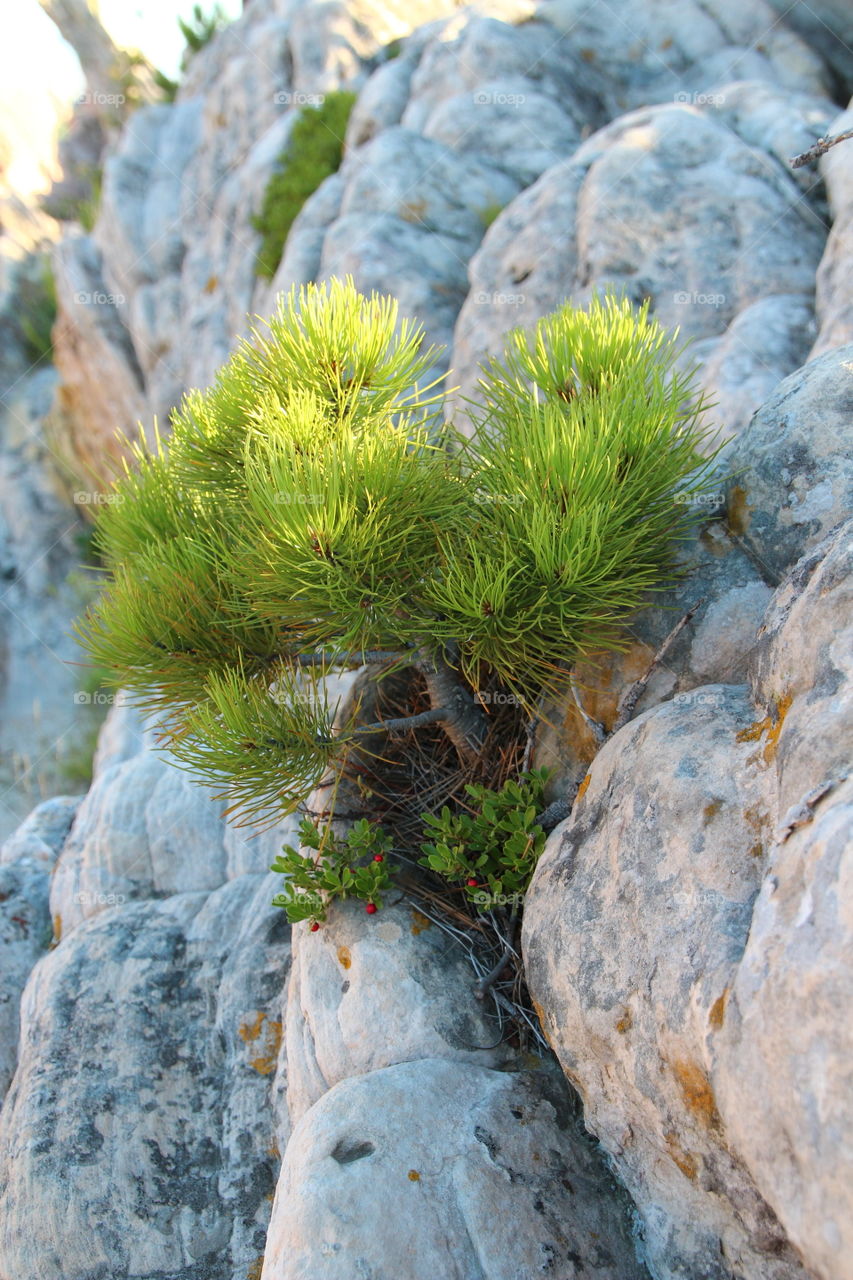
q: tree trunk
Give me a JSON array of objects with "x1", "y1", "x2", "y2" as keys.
[{"x1": 417, "y1": 647, "x2": 488, "y2": 765}]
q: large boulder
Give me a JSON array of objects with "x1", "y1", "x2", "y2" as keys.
[
  {"x1": 0, "y1": 797, "x2": 79, "y2": 1097},
  {"x1": 285, "y1": 897, "x2": 510, "y2": 1124},
  {"x1": 0, "y1": 875, "x2": 290, "y2": 1280},
  {"x1": 262, "y1": 1057, "x2": 647, "y2": 1280},
  {"x1": 523, "y1": 522, "x2": 853, "y2": 1280}
]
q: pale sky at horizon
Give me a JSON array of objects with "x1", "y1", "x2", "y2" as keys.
[{"x1": 0, "y1": 0, "x2": 243, "y2": 195}]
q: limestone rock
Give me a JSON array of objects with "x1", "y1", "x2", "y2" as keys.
[
  {"x1": 0, "y1": 874, "x2": 290, "y2": 1280},
  {"x1": 748, "y1": 519, "x2": 853, "y2": 810},
  {"x1": 450, "y1": 101, "x2": 826, "y2": 430},
  {"x1": 262, "y1": 1057, "x2": 647, "y2": 1280},
  {"x1": 723, "y1": 343, "x2": 853, "y2": 583},
  {"x1": 538, "y1": 0, "x2": 830, "y2": 108},
  {"x1": 713, "y1": 775, "x2": 853, "y2": 1280},
  {"x1": 0, "y1": 797, "x2": 78, "y2": 1099},
  {"x1": 523, "y1": 521, "x2": 853, "y2": 1280},
  {"x1": 285, "y1": 897, "x2": 509, "y2": 1124},
  {"x1": 524, "y1": 687, "x2": 808, "y2": 1280},
  {"x1": 51, "y1": 231, "x2": 148, "y2": 478},
  {"x1": 49, "y1": 748, "x2": 230, "y2": 936},
  {"x1": 766, "y1": 0, "x2": 853, "y2": 92},
  {"x1": 812, "y1": 103, "x2": 853, "y2": 359}
]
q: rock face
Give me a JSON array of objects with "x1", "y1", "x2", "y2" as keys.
[
  {"x1": 2, "y1": 0, "x2": 852, "y2": 1278},
  {"x1": 0, "y1": 878, "x2": 290, "y2": 1280},
  {"x1": 450, "y1": 98, "x2": 827, "y2": 435},
  {"x1": 812, "y1": 104, "x2": 853, "y2": 359},
  {"x1": 723, "y1": 342, "x2": 853, "y2": 583},
  {"x1": 523, "y1": 522, "x2": 853, "y2": 1280},
  {"x1": 263, "y1": 1058, "x2": 646, "y2": 1280}
]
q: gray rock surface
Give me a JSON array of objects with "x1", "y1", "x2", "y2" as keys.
[
  {"x1": 285, "y1": 897, "x2": 509, "y2": 1124},
  {"x1": 0, "y1": 797, "x2": 78, "y2": 1098},
  {"x1": 812, "y1": 103, "x2": 853, "y2": 359},
  {"x1": 723, "y1": 342, "x2": 853, "y2": 584},
  {"x1": 0, "y1": 874, "x2": 290, "y2": 1280},
  {"x1": 262, "y1": 1057, "x2": 646, "y2": 1280},
  {"x1": 450, "y1": 100, "x2": 827, "y2": 434},
  {"x1": 523, "y1": 521, "x2": 853, "y2": 1280}
]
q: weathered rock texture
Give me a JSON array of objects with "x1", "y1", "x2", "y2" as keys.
[
  {"x1": 523, "y1": 522, "x2": 853, "y2": 1280},
  {"x1": 1, "y1": 0, "x2": 852, "y2": 1278}
]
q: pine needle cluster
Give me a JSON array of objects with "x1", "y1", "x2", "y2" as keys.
[{"x1": 78, "y1": 278, "x2": 718, "y2": 822}]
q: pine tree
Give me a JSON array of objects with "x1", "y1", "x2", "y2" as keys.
[{"x1": 78, "y1": 278, "x2": 718, "y2": 823}]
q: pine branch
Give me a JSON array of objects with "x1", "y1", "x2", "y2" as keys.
[
  {"x1": 790, "y1": 128, "x2": 853, "y2": 168},
  {"x1": 295, "y1": 649, "x2": 410, "y2": 668}
]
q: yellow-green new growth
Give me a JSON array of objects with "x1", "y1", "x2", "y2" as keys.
[{"x1": 78, "y1": 279, "x2": 719, "y2": 823}]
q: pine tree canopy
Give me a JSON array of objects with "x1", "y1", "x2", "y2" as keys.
[{"x1": 78, "y1": 277, "x2": 719, "y2": 822}]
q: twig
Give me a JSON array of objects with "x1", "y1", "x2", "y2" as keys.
[
  {"x1": 790, "y1": 128, "x2": 853, "y2": 168},
  {"x1": 535, "y1": 793, "x2": 576, "y2": 832},
  {"x1": 316, "y1": 706, "x2": 450, "y2": 746},
  {"x1": 611, "y1": 599, "x2": 704, "y2": 734},
  {"x1": 475, "y1": 909, "x2": 518, "y2": 1000},
  {"x1": 521, "y1": 713, "x2": 539, "y2": 773},
  {"x1": 296, "y1": 649, "x2": 409, "y2": 667},
  {"x1": 569, "y1": 674, "x2": 607, "y2": 745}
]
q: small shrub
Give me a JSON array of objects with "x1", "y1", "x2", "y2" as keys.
[
  {"x1": 419, "y1": 769, "x2": 549, "y2": 909},
  {"x1": 78, "y1": 279, "x2": 718, "y2": 826},
  {"x1": 252, "y1": 92, "x2": 357, "y2": 278},
  {"x1": 272, "y1": 817, "x2": 395, "y2": 925},
  {"x1": 154, "y1": 4, "x2": 231, "y2": 102},
  {"x1": 478, "y1": 202, "x2": 505, "y2": 229}
]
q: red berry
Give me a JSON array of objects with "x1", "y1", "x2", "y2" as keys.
[
  {"x1": 373, "y1": 854, "x2": 384, "y2": 862},
  {"x1": 310, "y1": 922, "x2": 320, "y2": 932},
  {"x1": 365, "y1": 902, "x2": 377, "y2": 914},
  {"x1": 466, "y1": 878, "x2": 479, "y2": 888}
]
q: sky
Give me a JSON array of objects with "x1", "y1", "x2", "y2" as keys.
[{"x1": 0, "y1": 0, "x2": 243, "y2": 195}]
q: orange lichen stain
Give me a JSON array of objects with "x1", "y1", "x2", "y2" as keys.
[
  {"x1": 743, "y1": 805, "x2": 765, "y2": 831},
  {"x1": 708, "y1": 990, "x2": 728, "y2": 1031},
  {"x1": 664, "y1": 1132, "x2": 698, "y2": 1181},
  {"x1": 726, "y1": 485, "x2": 751, "y2": 536},
  {"x1": 530, "y1": 998, "x2": 553, "y2": 1048},
  {"x1": 575, "y1": 774, "x2": 591, "y2": 804},
  {"x1": 735, "y1": 692, "x2": 792, "y2": 764},
  {"x1": 249, "y1": 1020, "x2": 282, "y2": 1076},
  {"x1": 580, "y1": 47, "x2": 597, "y2": 61},
  {"x1": 761, "y1": 693, "x2": 792, "y2": 763},
  {"x1": 672, "y1": 1059, "x2": 721, "y2": 1128},
  {"x1": 747, "y1": 842, "x2": 764, "y2": 859},
  {"x1": 702, "y1": 799, "x2": 722, "y2": 825},
  {"x1": 411, "y1": 909, "x2": 432, "y2": 936},
  {"x1": 560, "y1": 644, "x2": 657, "y2": 763},
  {"x1": 51, "y1": 915, "x2": 62, "y2": 947},
  {"x1": 407, "y1": 1169, "x2": 421, "y2": 1182},
  {"x1": 246, "y1": 1257, "x2": 264, "y2": 1280},
  {"x1": 400, "y1": 198, "x2": 428, "y2": 223},
  {"x1": 239, "y1": 1012, "x2": 283, "y2": 1075},
  {"x1": 615, "y1": 1007, "x2": 633, "y2": 1034},
  {"x1": 203, "y1": 275, "x2": 219, "y2": 293},
  {"x1": 337, "y1": 946, "x2": 351, "y2": 970},
  {"x1": 238, "y1": 1011, "x2": 266, "y2": 1043},
  {"x1": 267, "y1": 1141, "x2": 280, "y2": 1160}
]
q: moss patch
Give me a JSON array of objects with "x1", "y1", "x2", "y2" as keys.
[{"x1": 252, "y1": 91, "x2": 356, "y2": 279}]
